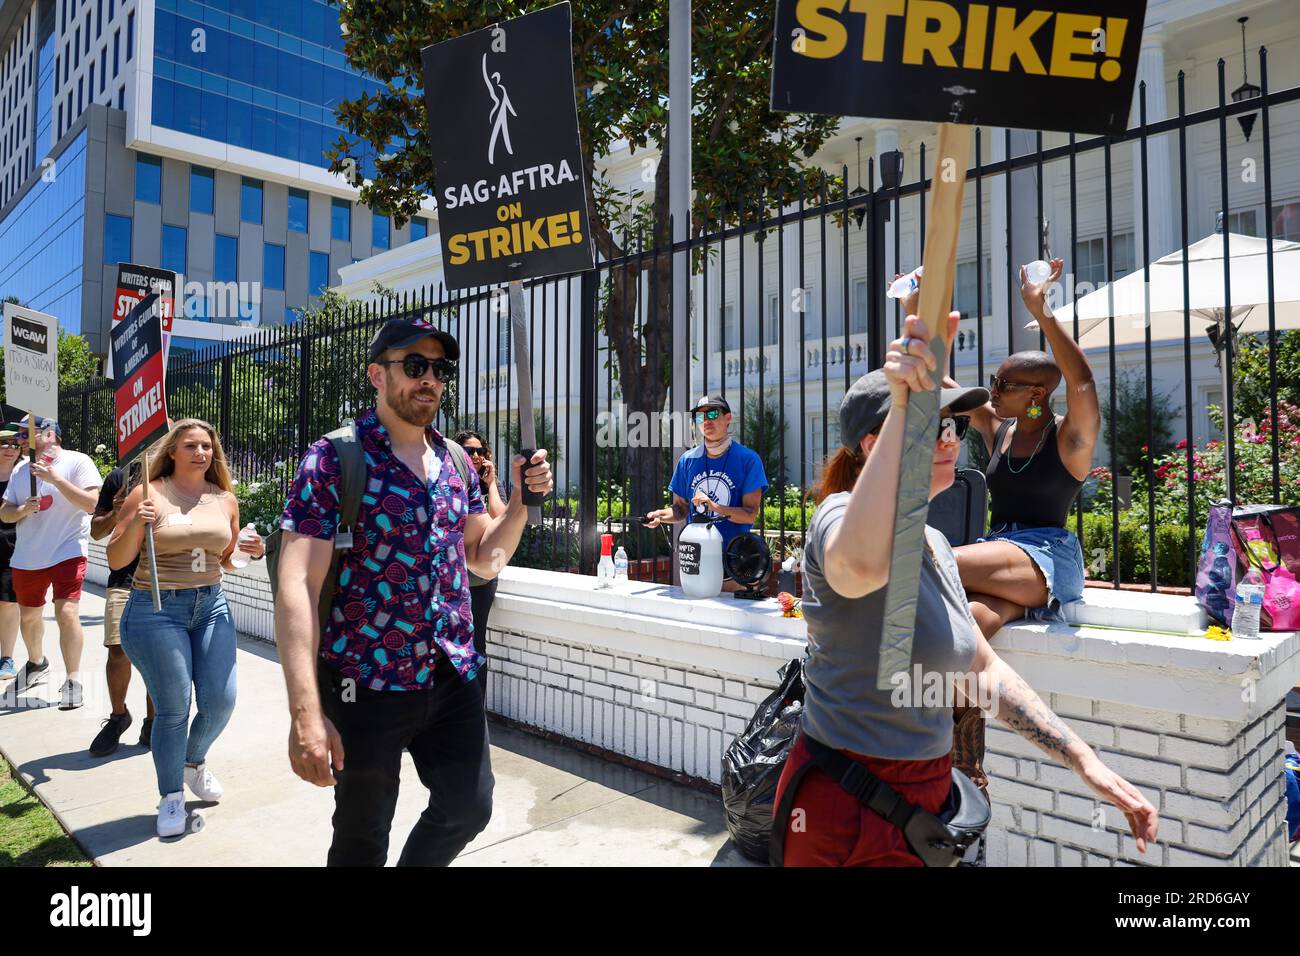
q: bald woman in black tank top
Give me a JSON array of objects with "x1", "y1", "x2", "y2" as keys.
[{"x1": 947, "y1": 258, "x2": 1101, "y2": 638}]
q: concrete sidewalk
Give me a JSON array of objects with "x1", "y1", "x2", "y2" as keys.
[{"x1": 0, "y1": 584, "x2": 754, "y2": 867}]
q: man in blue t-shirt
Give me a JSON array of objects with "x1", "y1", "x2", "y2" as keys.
[{"x1": 645, "y1": 395, "x2": 769, "y2": 591}]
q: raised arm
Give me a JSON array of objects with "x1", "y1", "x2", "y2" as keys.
[
  {"x1": 903, "y1": 273, "x2": 1001, "y2": 454},
  {"x1": 821, "y1": 311, "x2": 957, "y2": 598},
  {"x1": 1021, "y1": 258, "x2": 1100, "y2": 477}
]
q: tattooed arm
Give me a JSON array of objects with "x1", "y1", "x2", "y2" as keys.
[{"x1": 960, "y1": 632, "x2": 1161, "y2": 853}]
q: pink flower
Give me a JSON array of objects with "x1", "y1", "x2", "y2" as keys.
[{"x1": 1175, "y1": 439, "x2": 1190, "y2": 450}]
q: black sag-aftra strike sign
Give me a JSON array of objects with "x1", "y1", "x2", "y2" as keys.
[
  {"x1": 771, "y1": 0, "x2": 1148, "y2": 135},
  {"x1": 421, "y1": 2, "x2": 594, "y2": 289}
]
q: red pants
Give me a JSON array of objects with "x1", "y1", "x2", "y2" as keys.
[
  {"x1": 12, "y1": 557, "x2": 87, "y2": 608},
  {"x1": 774, "y1": 735, "x2": 954, "y2": 867}
]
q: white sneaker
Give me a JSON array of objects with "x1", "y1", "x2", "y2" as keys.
[
  {"x1": 157, "y1": 792, "x2": 186, "y2": 838},
  {"x1": 183, "y1": 763, "x2": 223, "y2": 802}
]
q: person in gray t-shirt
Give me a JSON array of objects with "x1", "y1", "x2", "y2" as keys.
[{"x1": 776, "y1": 311, "x2": 1159, "y2": 867}]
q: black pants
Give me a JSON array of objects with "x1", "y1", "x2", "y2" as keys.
[
  {"x1": 469, "y1": 579, "x2": 498, "y2": 699},
  {"x1": 318, "y1": 654, "x2": 494, "y2": 867}
]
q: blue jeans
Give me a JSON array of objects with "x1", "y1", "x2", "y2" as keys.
[{"x1": 120, "y1": 585, "x2": 237, "y2": 796}]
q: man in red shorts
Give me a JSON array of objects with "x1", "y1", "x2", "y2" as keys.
[{"x1": 0, "y1": 418, "x2": 102, "y2": 709}]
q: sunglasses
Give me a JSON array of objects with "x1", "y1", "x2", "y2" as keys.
[
  {"x1": 939, "y1": 415, "x2": 970, "y2": 444},
  {"x1": 989, "y1": 374, "x2": 1034, "y2": 393},
  {"x1": 464, "y1": 446, "x2": 489, "y2": 459},
  {"x1": 693, "y1": 408, "x2": 724, "y2": 423},
  {"x1": 376, "y1": 355, "x2": 457, "y2": 383},
  {"x1": 0, "y1": 442, "x2": 23, "y2": 450}
]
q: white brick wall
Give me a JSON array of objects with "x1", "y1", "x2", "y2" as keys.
[
  {"x1": 86, "y1": 544, "x2": 1300, "y2": 866},
  {"x1": 484, "y1": 623, "x2": 789, "y2": 783}
]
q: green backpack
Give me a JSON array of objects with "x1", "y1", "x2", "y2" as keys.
[{"x1": 264, "y1": 422, "x2": 476, "y2": 630}]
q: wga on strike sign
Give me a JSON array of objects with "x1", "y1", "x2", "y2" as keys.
[
  {"x1": 421, "y1": 2, "x2": 594, "y2": 288},
  {"x1": 110, "y1": 294, "x2": 168, "y2": 465}
]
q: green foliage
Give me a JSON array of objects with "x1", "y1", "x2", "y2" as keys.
[
  {"x1": 1232, "y1": 330, "x2": 1300, "y2": 427},
  {"x1": 232, "y1": 461, "x2": 299, "y2": 537},
  {"x1": 509, "y1": 522, "x2": 582, "y2": 571},
  {"x1": 1099, "y1": 366, "x2": 1177, "y2": 477},
  {"x1": 963, "y1": 428, "x2": 990, "y2": 473},
  {"x1": 1091, "y1": 402, "x2": 1300, "y2": 532},
  {"x1": 1076, "y1": 511, "x2": 1193, "y2": 589},
  {"x1": 740, "y1": 390, "x2": 788, "y2": 491}
]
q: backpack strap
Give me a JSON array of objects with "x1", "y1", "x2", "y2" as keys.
[
  {"x1": 324, "y1": 421, "x2": 366, "y2": 536},
  {"x1": 441, "y1": 436, "x2": 473, "y2": 490},
  {"x1": 311, "y1": 421, "x2": 367, "y2": 627},
  {"x1": 442, "y1": 436, "x2": 491, "y2": 588}
]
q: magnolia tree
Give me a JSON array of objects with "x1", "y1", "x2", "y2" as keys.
[{"x1": 328, "y1": 0, "x2": 839, "y2": 513}]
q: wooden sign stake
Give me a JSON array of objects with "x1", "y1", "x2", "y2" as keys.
[{"x1": 876, "y1": 121, "x2": 971, "y2": 689}]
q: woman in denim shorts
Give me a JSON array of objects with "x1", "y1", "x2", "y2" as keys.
[{"x1": 950, "y1": 258, "x2": 1098, "y2": 634}]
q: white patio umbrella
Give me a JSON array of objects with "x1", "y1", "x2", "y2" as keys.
[
  {"x1": 1025, "y1": 231, "x2": 1300, "y2": 501},
  {"x1": 1027, "y1": 232, "x2": 1300, "y2": 348}
]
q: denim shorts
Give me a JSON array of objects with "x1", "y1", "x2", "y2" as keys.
[{"x1": 978, "y1": 523, "x2": 1085, "y2": 620}]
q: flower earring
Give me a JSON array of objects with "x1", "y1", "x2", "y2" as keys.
[{"x1": 1027, "y1": 399, "x2": 1044, "y2": 420}]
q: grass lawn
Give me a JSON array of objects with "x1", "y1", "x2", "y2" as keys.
[{"x1": 0, "y1": 755, "x2": 91, "y2": 867}]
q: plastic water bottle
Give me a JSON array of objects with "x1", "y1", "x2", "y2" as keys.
[
  {"x1": 1233, "y1": 567, "x2": 1266, "y2": 640},
  {"x1": 886, "y1": 266, "x2": 923, "y2": 300},
  {"x1": 1023, "y1": 259, "x2": 1052, "y2": 284},
  {"x1": 613, "y1": 545, "x2": 629, "y2": 583},
  {"x1": 596, "y1": 533, "x2": 615, "y2": 588},
  {"x1": 229, "y1": 523, "x2": 257, "y2": 569}
]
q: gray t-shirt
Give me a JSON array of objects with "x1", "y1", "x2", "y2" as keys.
[{"x1": 800, "y1": 492, "x2": 979, "y2": 760}]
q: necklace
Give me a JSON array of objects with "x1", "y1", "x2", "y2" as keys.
[
  {"x1": 166, "y1": 476, "x2": 209, "y2": 508},
  {"x1": 1005, "y1": 420, "x2": 1051, "y2": 475}
]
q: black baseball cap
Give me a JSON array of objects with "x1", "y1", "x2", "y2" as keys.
[
  {"x1": 367, "y1": 317, "x2": 460, "y2": 364},
  {"x1": 839, "y1": 370, "x2": 988, "y2": 453},
  {"x1": 690, "y1": 394, "x2": 732, "y2": 415}
]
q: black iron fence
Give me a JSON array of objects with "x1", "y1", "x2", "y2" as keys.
[{"x1": 61, "y1": 53, "x2": 1300, "y2": 592}]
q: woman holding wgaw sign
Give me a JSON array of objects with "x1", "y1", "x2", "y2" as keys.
[{"x1": 108, "y1": 419, "x2": 264, "y2": 838}]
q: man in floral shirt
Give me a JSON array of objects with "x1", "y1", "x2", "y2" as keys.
[{"x1": 274, "y1": 316, "x2": 553, "y2": 866}]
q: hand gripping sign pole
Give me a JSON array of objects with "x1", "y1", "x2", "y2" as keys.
[
  {"x1": 769, "y1": 0, "x2": 1147, "y2": 688},
  {"x1": 508, "y1": 279, "x2": 544, "y2": 525},
  {"x1": 876, "y1": 122, "x2": 969, "y2": 688},
  {"x1": 111, "y1": 292, "x2": 168, "y2": 612},
  {"x1": 27, "y1": 418, "x2": 36, "y2": 497}
]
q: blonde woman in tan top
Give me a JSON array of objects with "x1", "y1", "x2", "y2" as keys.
[{"x1": 108, "y1": 418, "x2": 264, "y2": 838}]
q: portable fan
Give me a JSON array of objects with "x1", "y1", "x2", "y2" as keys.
[{"x1": 724, "y1": 532, "x2": 772, "y2": 601}]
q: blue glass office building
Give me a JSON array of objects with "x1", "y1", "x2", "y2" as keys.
[{"x1": 0, "y1": 0, "x2": 432, "y2": 356}]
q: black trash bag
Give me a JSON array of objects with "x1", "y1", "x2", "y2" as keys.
[{"x1": 721, "y1": 657, "x2": 806, "y2": 863}]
